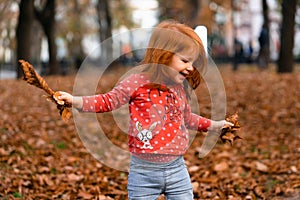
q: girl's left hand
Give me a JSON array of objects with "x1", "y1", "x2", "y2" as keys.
[{"x1": 208, "y1": 120, "x2": 234, "y2": 132}]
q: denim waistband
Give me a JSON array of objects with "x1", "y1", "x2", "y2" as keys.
[{"x1": 130, "y1": 154, "x2": 185, "y2": 171}]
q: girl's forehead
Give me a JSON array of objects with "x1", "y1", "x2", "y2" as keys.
[{"x1": 177, "y1": 45, "x2": 199, "y2": 60}]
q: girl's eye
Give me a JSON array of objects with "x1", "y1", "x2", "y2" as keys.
[{"x1": 182, "y1": 59, "x2": 189, "y2": 63}]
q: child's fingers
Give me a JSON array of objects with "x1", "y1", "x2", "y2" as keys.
[
  {"x1": 56, "y1": 91, "x2": 66, "y2": 99},
  {"x1": 54, "y1": 91, "x2": 73, "y2": 104},
  {"x1": 53, "y1": 91, "x2": 65, "y2": 105},
  {"x1": 58, "y1": 91, "x2": 69, "y2": 99},
  {"x1": 224, "y1": 121, "x2": 234, "y2": 127}
]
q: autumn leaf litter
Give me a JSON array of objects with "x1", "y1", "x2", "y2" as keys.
[{"x1": 0, "y1": 66, "x2": 300, "y2": 199}]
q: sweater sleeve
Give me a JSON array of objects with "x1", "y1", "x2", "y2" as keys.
[
  {"x1": 183, "y1": 101, "x2": 211, "y2": 132},
  {"x1": 81, "y1": 74, "x2": 139, "y2": 112}
]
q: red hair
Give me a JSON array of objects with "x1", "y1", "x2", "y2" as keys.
[{"x1": 140, "y1": 20, "x2": 207, "y2": 97}]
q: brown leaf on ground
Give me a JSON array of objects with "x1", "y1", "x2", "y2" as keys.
[{"x1": 1, "y1": 66, "x2": 300, "y2": 199}]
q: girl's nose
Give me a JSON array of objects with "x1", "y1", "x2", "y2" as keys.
[{"x1": 186, "y1": 63, "x2": 194, "y2": 71}]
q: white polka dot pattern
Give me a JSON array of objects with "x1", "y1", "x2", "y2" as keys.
[{"x1": 81, "y1": 73, "x2": 211, "y2": 158}]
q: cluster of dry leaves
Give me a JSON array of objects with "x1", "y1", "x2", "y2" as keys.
[
  {"x1": 18, "y1": 60, "x2": 72, "y2": 122},
  {"x1": 0, "y1": 65, "x2": 299, "y2": 199}
]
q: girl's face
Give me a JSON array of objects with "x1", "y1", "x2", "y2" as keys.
[{"x1": 167, "y1": 50, "x2": 197, "y2": 84}]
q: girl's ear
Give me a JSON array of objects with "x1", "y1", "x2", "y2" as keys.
[
  {"x1": 136, "y1": 121, "x2": 143, "y2": 132},
  {"x1": 149, "y1": 122, "x2": 157, "y2": 131}
]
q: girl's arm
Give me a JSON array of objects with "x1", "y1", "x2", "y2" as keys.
[
  {"x1": 56, "y1": 89, "x2": 129, "y2": 113},
  {"x1": 56, "y1": 74, "x2": 141, "y2": 113},
  {"x1": 183, "y1": 103, "x2": 233, "y2": 132}
]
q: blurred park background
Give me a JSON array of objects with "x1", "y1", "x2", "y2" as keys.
[{"x1": 0, "y1": 0, "x2": 299, "y2": 79}]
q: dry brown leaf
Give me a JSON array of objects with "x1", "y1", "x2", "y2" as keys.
[
  {"x1": 78, "y1": 191, "x2": 94, "y2": 199},
  {"x1": 18, "y1": 59, "x2": 54, "y2": 95},
  {"x1": 220, "y1": 113, "x2": 242, "y2": 145},
  {"x1": 254, "y1": 185, "x2": 266, "y2": 199},
  {"x1": 255, "y1": 161, "x2": 269, "y2": 172},
  {"x1": 18, "y1": 59, "x2": 72, "y2": 122},
  {"x1": 189, "y1": 165, "x2": 200, "y2": 172},
  {"x1": 213, "y1": 161, "x2": 229, "y2": 172}
]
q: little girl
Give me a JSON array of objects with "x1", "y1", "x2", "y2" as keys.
[{"x1": 58, "y1": 20, "x2": 232, "y2": 200}]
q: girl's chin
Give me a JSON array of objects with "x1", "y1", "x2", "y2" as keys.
[
  {"x1": 167, "y1": 73, "x2": 186, "y2": 84},
  {"x1": 173, "y1": 76, "x2": 185, "y2": 84}
]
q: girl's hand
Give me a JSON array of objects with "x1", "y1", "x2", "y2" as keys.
[
  {"x1": 56, "y1": 91, "x2": 83, "y2": 110},
  {"x1": 56, "y1": 91, "x2": 73, "y2": 104},
  {"x1": 208, "y1": 120, "x2": 234, "y2": 132}
]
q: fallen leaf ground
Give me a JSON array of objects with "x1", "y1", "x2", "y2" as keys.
[{"x1": 0, "y1": 64, "x2": 299, "y2": 199}]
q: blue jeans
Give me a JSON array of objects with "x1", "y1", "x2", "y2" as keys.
[{"x1": 128, "y1": 155, "x2": 193, "y2": 200}]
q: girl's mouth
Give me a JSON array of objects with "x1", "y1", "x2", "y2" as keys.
[{"x1": 179, "y1": 71, "x2": 188, "y2": 78}]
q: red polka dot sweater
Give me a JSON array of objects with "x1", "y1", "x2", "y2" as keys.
[{"x1": 82, "y1": 73, "x2": 211, "y2": 162}]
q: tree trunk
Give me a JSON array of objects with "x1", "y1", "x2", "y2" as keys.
[
  {"x1": 72, "y1": 0, "x2": 85, "y2": 70},
  {"x1": 262, "y1": 0, "x2": 269, "y2": 28},
  {"x1": 257, "y1": 0, "x2": 270, "y2": 69},
  {"x1": 185, "y1": 0, "x2": 200, "y2": 27},
  {"x1": 158, "y1": 0, "x2": 200, "y2": 27},
  {"x1": 16, "y1": 0, "x2": 34, "y2": 78},
  {"x1": 97, "y1": 0, "x2": 113, "y2": 65},
  {"x1": 35, "y1": 0, "x2": 59, "y2": 75},
  {"x1": 277, "y1": 0, "x2": 296, "y2": 73}
]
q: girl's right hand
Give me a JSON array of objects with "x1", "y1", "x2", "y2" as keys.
[
  {"x1": 56, "y1": 91, "x2": 74, "y2": 105},
  {"x1": 54, "y1": 91, "x2": 83, "y2": 110},
  {"x1": 56, "y1": 91, "x2": 83, "y2": 110}
]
